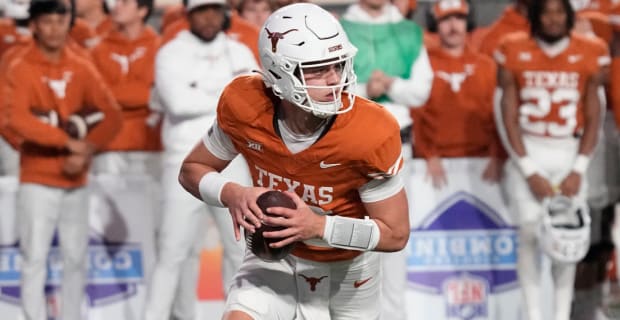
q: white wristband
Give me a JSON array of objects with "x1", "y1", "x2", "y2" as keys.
[
  {"x1": 198, "y1": 171, "x2": 233, "y2": 208},
  {"x1": 322, "y1": 215, "x2": 380, "y2": 251},
  {"x1": 517, "y1": 156, "x2": 539, "y2": 177},
  {"x1": 572, "y1": 154, "x2": 590, "y2": 175}
]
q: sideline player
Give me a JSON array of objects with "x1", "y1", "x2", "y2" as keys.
[{"x1": 495, "y1": 0, "x2": 609, "y2": 319}]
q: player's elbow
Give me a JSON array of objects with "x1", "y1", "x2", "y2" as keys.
[{"x1": 381, "y1": 227, "x2": 410, "y2": 252}]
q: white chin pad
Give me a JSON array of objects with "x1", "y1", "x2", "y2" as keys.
[{"x1": 322, "y1": 215, "x2": 380, "y2": 251}]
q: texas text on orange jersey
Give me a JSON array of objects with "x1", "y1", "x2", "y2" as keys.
[
  {"x1": 495, "y1": 32, "x2": 610, "y2": 138},
  {"x1": 217, "y1": 75, "x2": 404, "y2": 262}
]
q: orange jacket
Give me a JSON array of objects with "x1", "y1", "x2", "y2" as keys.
[
  {"x1": 411, "y1": 46, "x2": 501, "y2": 159},
  {"x1": 90, "y1": 26, "x2": 162, "y2": 151},
  {"x1": 3, "y1": 44, "x2": 122, "y2": 187},
  {"x1": 160, "y1": 4, "x2": 184, "y2": 33},
  {"x1": 477, "y1": 5, "x2": 529, "y2": 57},
  {"x1": 161, "y1": 13, "x2": 260, "y2": 63},
  {"x1": 70, "y1": 18, "x2": 99, "y2": 48}
]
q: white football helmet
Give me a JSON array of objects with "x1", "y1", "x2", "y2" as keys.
[
  {"x1": 5, "y1": 0, "x2": 30, "y2": 20},
  {"x1": 539, "y1": 195, "x2": 591, "y2": 264},
  {"x1": 258, "y1": 3, "x2": 357, "y2": 118}
]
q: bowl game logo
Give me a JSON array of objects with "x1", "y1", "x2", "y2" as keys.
[
  {"x1": 443, "y1": 273, "x2": 488, "y2": 320},
  {"x1": 0, "y1": 231, "x2": 143, "y2": 315},
  {"x1": 407, "y1": 192, "x2": 518, "y2": 319}
]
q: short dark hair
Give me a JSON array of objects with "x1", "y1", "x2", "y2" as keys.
[
  {"x1": 28, "y1": 0, "x2": 69, "y2": 20},
  {"x1": 137, "y1": 0, "x2": 154, "y2": 22},
  {"x1": 528, "y1": 0, "x2": 575, "y2": 37}
]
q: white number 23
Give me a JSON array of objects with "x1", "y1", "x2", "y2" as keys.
[{"x1": 519, "y1": 87, "x2": 580, "y2": 137}]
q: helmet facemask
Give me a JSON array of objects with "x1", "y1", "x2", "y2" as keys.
[{"x1": 262, "y1": 50, "x2": 357, "y2": 119}]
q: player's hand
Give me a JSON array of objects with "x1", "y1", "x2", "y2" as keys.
[
  {"x1": 65, "y1": 138, "x2": 95, "y2": 156},
  {"x1": 62, "y1": 153, "x2": 90, "y2": 177},
  {"x1": 559, "y1": 171, "x2": 582, "y2": 198},
  {"x1": 526, "y1": 174, "x2": 555, "y2": 201},
  {"x1": 482, "y1": 157, "x2": 503, "y2": 183},
  {"x1": 425, "y1": 157, "x2": 447, "y2": 189},
  {"x1": 367, "y1": 70, "x2": 389, "y2": 99},
  {"x1": 220, "y1": 184, "x2": 269, "y2": 241},
  {"x1": 262, "y1": 191, "x2": 323, "y2": 248}
]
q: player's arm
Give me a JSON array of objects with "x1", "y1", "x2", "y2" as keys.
[
  {"x1": 179, "y1": 120, "x2": 265, "y2": 239},
  {"x1": 264, "y1": 174, "x2": 410, "y2": 252},
  {"x1": 4, "y1": 68, "x2": 70, "y2": 148},
  {"x1": 384, "y1": 47, "x2": 434, "y2": 107},
  {"x1": 360, "y1": 178, "x2": 410, "y2": 251}
]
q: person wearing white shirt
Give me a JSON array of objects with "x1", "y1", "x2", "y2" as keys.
[
  {"x1": 143, "y1": 0, "x2": 257, "y2": 318},
  {"x1": 340, "y1": 1, "x2": 433, "y2": 319}
]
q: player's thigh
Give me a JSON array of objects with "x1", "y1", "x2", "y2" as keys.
[
  {"x1": 503, "y1": 161, "x2": 544, "y2": 225},
  {"x1": 329, "y1": 252, "x2": 381, "y2": 320},
  {"x1": 224, "y1": 251, "x2": 297, "y2": 320}
]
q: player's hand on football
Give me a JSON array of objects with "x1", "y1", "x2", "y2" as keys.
[
  {"x1": 482, "y1": 157, "x2": 503, "y2": 183},
  {"x1": 262, "y1": 191, "x2": 323, "y2": 248},
  {"x1": 62, "y1": 153, "x2": 90, "y2": 177},
  {"x1": 526, "y1": 174, "x2": 555, "y2": 201},
  {"x1": 221, "y1": 184, "x2": 269, "y2": 240},
  {"x1": 559, "y1": 171, "x2": 582, "y2": 198},
  {"x1": 425, "y1": 156, "x2": 447, "y2": 189}
]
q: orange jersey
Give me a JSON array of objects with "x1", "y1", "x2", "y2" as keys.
[
  {"x1": 161, "y1": 13, "x2": 260, "y2": 63},
  {"x1": 90, "y1": 27, "x2": 161, "y2": 151},
  {"x1": 3, "y1": 44, "x2": 122, "y2": 187},
  {"x1": 217, "y1": 75, "x2": 403, "y2": 263},
  {"x1": 477, "y1": 6, "x2": 529, "y2": 57},
  {"x1": 495, "y1": 33, "x2": 610, "y2": 138},
  {"x1": 411, "y1": 45, "x2": 499, "y2": 158}
]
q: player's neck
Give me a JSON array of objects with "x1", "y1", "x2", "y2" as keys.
[
  {"x1": 360, "y1": 3, "x2": 386, "y2": 18},
  {"x1": 535, "y1": 36, "x2": 570, "y2": 57},
  {"x1": 116, "y1": 21, "x2": 144, "y2": 40},
  {"x1": 279, "y1": 102, "x2": 328, "y2": 135},
  {"x1": 440, "y1": 43, "x2": 465, "y2": 57},
  {"x1": 36, "y1": 41, "x2": 64, "y2": 62}
]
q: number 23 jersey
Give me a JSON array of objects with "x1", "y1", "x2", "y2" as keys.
[
  {"x1": 495, "y1": 33, "x2": 609, "y2": 138},
  {"x1": 215, "y1": 75, "x2": 404, "y2": 262}
]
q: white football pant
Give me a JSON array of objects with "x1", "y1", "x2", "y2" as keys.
[
  {"x1": 18, "y1": 183, "x2": 89, "y2": 320},
  {"x1": 225, "y1": 249, "x2": 381, "y2": 320},
  {"x1": 144, "y1": 155, "x2": 249, "y2": 320},
  {"x1": 503, "y1": 135, "x2": 586, "y2": 320}
]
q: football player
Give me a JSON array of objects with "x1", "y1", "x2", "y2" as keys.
[
  {"x1": 495, "y1": 0, "x2": 609, "y2": 319},
  {"x1": 178, "y1": 3, "x2": 410, "y2": 320}
]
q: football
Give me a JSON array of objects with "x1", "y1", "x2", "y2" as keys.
[
  {"x1": 63, "y1": 107, "x2": 105, "y2": 139},
  {"x1": 245, "y1": 190, "x2": 297, "y2": 262}
]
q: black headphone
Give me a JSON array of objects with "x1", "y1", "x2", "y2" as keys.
[{"x1": 425, "y1": 0, "x2": 476, "y2": 33}]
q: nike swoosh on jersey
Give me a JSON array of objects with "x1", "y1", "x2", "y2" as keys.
[
  {"x1": 320, "y1": 161, "x2": 341, "y2": 169},
  {"x1": 353, "y1": 277, "x2": 372, "y2": 288}
]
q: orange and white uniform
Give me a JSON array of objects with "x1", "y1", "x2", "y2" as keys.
[
  {"x1": 495, "y1": 33, "x2": 609, "y2": 320},
  {"x1": 161, "y1": 12, "x2": 260, "y2": 63},
  {"x1": 411, "y1": 45, "x2": 499, "y2": 159},
  {"x1": 90, "y1": 26, "x2": 162, "y2": 175},
  {"x1": 477, "y1": 5, "x2": 529, "y2": 57},
  {"x1": 203, "y1": 75, "x2": 404, "y2": 319},
  {"x1": 2, "y1": 43, "x2": 121, "y2": 320}
]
